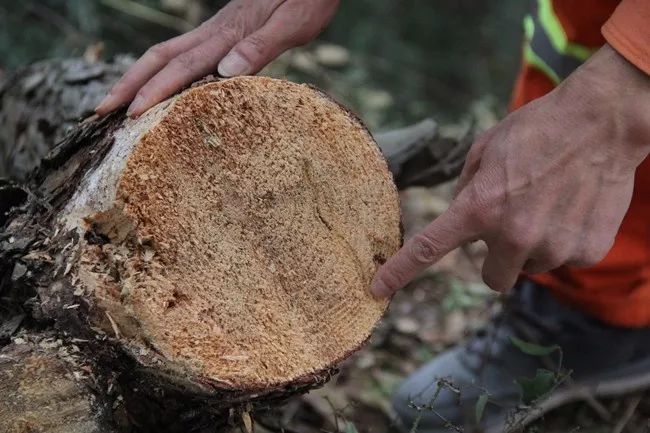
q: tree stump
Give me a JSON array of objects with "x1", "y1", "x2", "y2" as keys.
[{"x1": 1, "y1": 71, "x2": 401, "y2": 431}]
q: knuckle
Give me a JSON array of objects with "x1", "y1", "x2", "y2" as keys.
[
  {"x1": 571, "y1": 258, "x2": 597, "y2": 268},
  {"x1": 464, "y1": 146, "x2": 481, "y2": 168},
  {"x1": 573, "y1": 235, "x2": 614, "y2": 267},
  {"x1": 274, "y1": 4, "x2": 322, "y2": 46},
  {"x1": 147, "y1": 43, "x2": 171, "y2": 61},
  {"x1": 241, "y1": 33, "x2": 268, "y2": 56},
  {"x1": 529, "y1": 261, "x2": 552, "y2": 274},
  {"x1": 293, "y1": 25, "x2": 320, "y2": 45},
  {"x1": 409, "y1": 235, "x2": 441, "y2": 265},
  {"x1": 503, "y1": 215, "x2": 538, "y2": 252},
  {"x1": 504, "y1": 236, "x2": 527, "y2": 253},
  {"x1": 170, "y1": 53, "x2": 195, "y2": 71},
  {"x1": 106, "y1": 82, "x2": 121, "y2": 95},
  {"x1": 598, "y1": 233, "x2": 616, "y2": 254},
  {"x1": 466, "y1": 205, "x2": 492, "y2": 230},
  {"x1": 134, "y1": 84, "x2": 153, "y2": 100},
  {"x1": 133, "y1": 89, "x2": 147, "y2": 102},
  {"x1": 535, "y1": 245, "x2": 570, "y2": 270},
  {"x1": 523, "y1": 259, "x2": 545, "y2": 274},
  {"x1": 575, "y1": 248, "x2": 608, "y2": 267},
  {"x1": 215, "y1": 26, "x2": 244, "y2": 45},
  {"x1": 295, "y1": 33, "x2": 316, "y2": 46},
  {"x1": 463, "y1": 183, "x2": 500, "y2": 229},
  {"x1": 468, "y1": 130, "x2": 491, "y2": 157},
  {"x1": 545, "y1": 251, "x2": 568, "y2": 269}
]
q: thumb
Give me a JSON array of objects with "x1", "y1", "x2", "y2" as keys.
[{"x1": 371, "y1": 200, "x2": 478, "y2": 298}]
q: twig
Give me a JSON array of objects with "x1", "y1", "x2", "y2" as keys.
[
  {"x1": 104, "y1": 311, "x2": 121, "y2": 339},
  {"x1": 612, "y1": 394, "x2": 642, "y2": 433},
  {"x1": 99, "y1": 0, "x2": 193, "y2": 33},
  {"x1": 565, "y1": 377, "x2": 611, "y2": 421},
  {"x1": 324, "y1": 397, "x2": 340, "y2": 432},
  {"x1": 408, "y1": 379, "x2": 463, "y2": 433}
]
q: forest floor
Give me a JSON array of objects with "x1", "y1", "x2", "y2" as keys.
[{"x1": 253, "y1": 186, "x2": 650, "y2": 433}]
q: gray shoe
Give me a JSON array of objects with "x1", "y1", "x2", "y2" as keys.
[{"x1": 392, "y1": 280, "x2": 650, "y2": 433}]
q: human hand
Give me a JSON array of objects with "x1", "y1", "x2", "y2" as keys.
[
  {"x1": 95, "y1": 0, "x2": 339, "y2": 117},
  {"x1": 372, "y1": 44, "x2": 650, "y2": 297}
]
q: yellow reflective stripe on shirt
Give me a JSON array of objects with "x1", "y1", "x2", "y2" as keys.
[
  {"x1": 523, "y1": 15, "x2": 561, "y2": 84},
  {"x1": 537, "y1": 0, "x2": 596, "y2": 61}
]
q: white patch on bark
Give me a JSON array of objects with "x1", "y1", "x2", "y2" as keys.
[{"x1": 61, "y1": 97, "x2": 177, "y2": 229}]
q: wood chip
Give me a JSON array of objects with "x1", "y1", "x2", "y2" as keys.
[
  {"x1": 22, "y1": 251, "x2": 54, "y2": 262},
  {"x1": 105, "y1": 312, "x2": 121, "y2": 339},
  {"x1": 241, "y1": 411, "x2": 253, "y2": 433}
]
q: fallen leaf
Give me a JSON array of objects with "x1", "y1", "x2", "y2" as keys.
[
  {"x1": 510, "y1": 337, "x2": 559, "y2": 357},
  {"x1": 475, "y1": 393, "x2": 488, "y2": 423},
  {"x1": 517, "y1": 368, "x2": 556, "y2": 404}
]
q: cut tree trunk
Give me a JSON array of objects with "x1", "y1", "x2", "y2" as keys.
[
  {"x1": 0, "y1": 57, "x2": 470, "y2": 432},
  {"x1": 0, "y1": 335, "x2": 115, "y2": 433},
  {"x1": 0, "y1": 60, "x2": 405, "y2": 432}
]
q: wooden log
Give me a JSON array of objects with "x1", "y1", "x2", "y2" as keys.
[
  {"x1": 1, "y1": 73, "x2": 402, "y2": 431},
  {"x1": 0, "y1": 335, "x2": 117, "y2": 433},
  {"x1": 0, "y1": 57, "x2": 472, "y2": 431}
]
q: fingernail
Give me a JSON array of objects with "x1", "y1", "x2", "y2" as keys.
[
  {"x1": 370, "y1": 277, "x2": 391, "y2": 299},
  {"x1": 95, "y1": 93, "x2": 116, "y2": 114},
  {"x1": 126, "y1": 95, "x2": 144, "y2": 118},
  {"x1": 218, "y1": 51, "x2": 251, "y2": 77}
]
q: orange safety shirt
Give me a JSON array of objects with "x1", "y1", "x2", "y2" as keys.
[{"x1": 511, "y1": 0, "x2": 650, "y2": 327}]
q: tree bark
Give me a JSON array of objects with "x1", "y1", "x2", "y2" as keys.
[
  {"x1": 0, "y1": 335, "x2": 117, "y2": 433},
  {"x1": 0, "y1": 56, "x2": 133, "y2": 180}
]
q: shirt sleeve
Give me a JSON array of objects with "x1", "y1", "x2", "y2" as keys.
[{"x1": 602, "y1": 0, "x2": 650, "y2": 75}]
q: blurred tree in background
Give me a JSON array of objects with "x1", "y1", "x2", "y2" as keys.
[{"x1": 0, "y1": 0, "x2": 526, "y2": 127}]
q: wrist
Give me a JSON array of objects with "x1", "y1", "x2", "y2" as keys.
[{"x1": 559, "y1": 44, "x2": 650, "y2": 168}]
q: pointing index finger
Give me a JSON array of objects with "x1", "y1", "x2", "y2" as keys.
[{"x1": 370, "y1": 202, "x2": 477, "y2": 298}]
